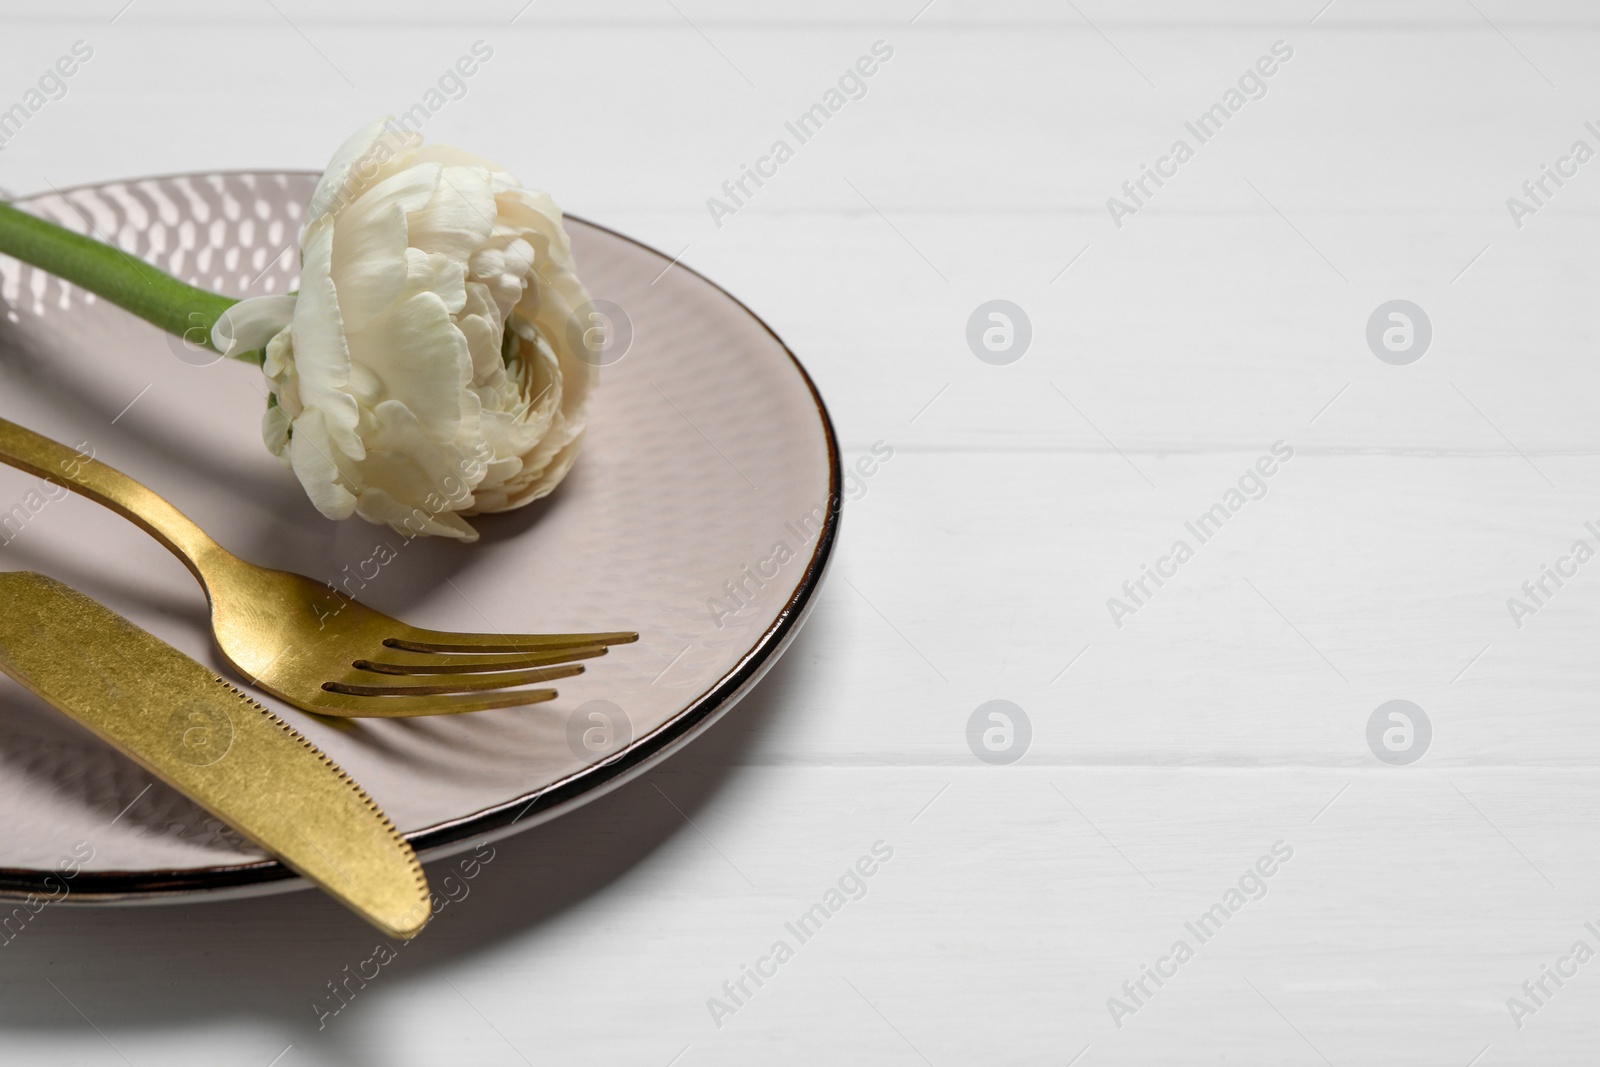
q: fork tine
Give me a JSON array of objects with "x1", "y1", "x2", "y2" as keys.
[
  {"x1": 324, "y1": 663, "x2": 585, "y2": 697},
  {"x1": 384, "y1": 629, "x2": 638, "y2": 654},
  {"x1": 310, "y1": 688, "x2": 561, "y2": 717},
  {"x1": 354, "y1": 645, "x2": 609, "y2": 676}
]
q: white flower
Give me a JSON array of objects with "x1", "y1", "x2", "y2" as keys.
[{"x1": 214, "y1": 118, "x2": 596, "y2": 542}]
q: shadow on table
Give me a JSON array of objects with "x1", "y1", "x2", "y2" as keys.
[{"x1": 0, "y1": 592, "x2": 831, "y2": 1064}]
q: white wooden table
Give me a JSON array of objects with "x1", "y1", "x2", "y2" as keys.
[{"x1": 2, "y1": 2, "x2": 1598, "y2": 1063}]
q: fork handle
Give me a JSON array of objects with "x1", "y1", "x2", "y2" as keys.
[{"x1": 0, "y1": 416, "x2": 229, "y2": 585}]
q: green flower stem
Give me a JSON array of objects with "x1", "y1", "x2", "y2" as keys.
[{"x1": 0, "y1": 199, "x2": 246, "y2": 358}]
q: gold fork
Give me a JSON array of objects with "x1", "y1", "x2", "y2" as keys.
[{"x1": 0, "y1": 417, "x2": 635, "y2": 717}]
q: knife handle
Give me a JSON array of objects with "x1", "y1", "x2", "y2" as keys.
[{"x1": 0, "y1": 416, "x2": 231, "y2": 587}]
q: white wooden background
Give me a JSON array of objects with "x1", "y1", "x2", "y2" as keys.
[{"x1": 3, "y1": 1, "x2": 1600, "y2": 1063}]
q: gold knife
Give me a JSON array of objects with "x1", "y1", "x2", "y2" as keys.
[{"x1": 0, "y1": 571, "x2": 430, "y2": 938}]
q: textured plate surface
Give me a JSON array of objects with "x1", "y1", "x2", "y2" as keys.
[{"x1": 0, "y1": 171, "x2": 838, "y2": 901}]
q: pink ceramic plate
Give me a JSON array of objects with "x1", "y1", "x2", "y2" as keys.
[{"x1": 0, "y1": 172, "x2": 838, "y2": 903}]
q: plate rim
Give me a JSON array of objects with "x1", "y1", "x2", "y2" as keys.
[{"x1": 0, "y1": 170, "x2": 842, "y2": 903}]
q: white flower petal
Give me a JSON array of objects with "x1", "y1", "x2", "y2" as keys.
[
  {"x1": 212, "y1": 294, "x2": 296, "y2": 358},
  {"x1": 309, "y1": 118, "x2": 420, "y2": 222},
  {"x1": 291, "y1": 216, "x2": 364, "y2": 460},
  {"x1": 405, "y1": 248, "x2": 468, "y2": 317},
  {"x1": 261, "y1": 401, "x2": 291, "y2": 462},
  {"x1": 286, "y1": 409, "x2": 359, "y2": 520},
  {"x1": 356, "y1": 486, "x2": 479, "y2": 542},
  {"x1": 407, "y1": 166, "x2": 496, "y2": 261},
  {"x1": 344, "y1": 289, "x2": 473, "y2": 446}
]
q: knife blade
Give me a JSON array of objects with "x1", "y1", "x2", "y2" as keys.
[{"x1": 0, "y1": 571, "x2": 430, "y2": 938}]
